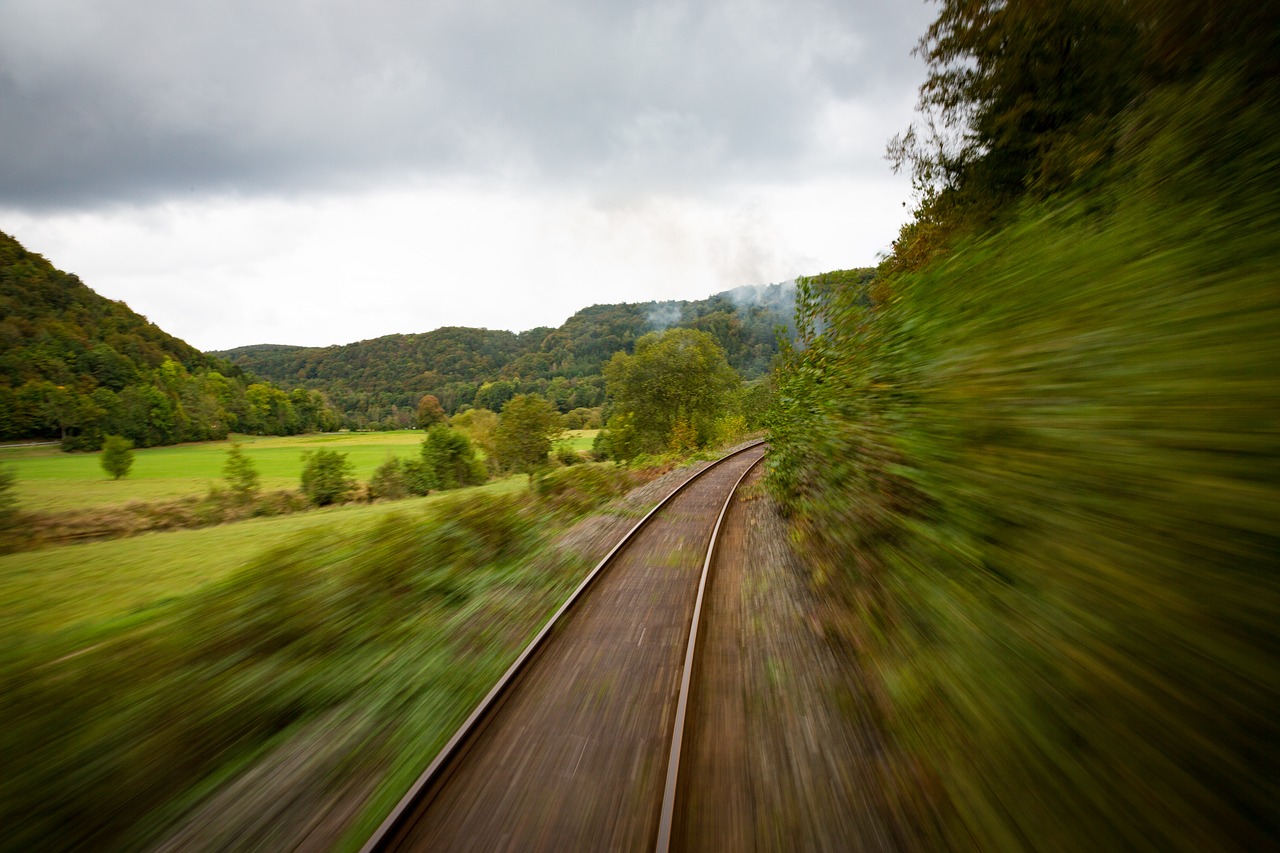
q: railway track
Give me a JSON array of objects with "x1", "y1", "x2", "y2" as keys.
[{"x1": 362, "y1": 441, "x2": 768, "y2": 852}]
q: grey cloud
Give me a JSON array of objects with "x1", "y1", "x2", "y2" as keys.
[{"x1": 0, "y1": 0, "x2": 932, "y2": 210}]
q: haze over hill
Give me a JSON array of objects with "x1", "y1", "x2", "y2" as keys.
[{"x1": 213, "y1": 281, "x2": 799, "y2": 429}]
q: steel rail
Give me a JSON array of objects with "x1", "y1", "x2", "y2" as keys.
[
  {"x1": 653, "y1": 449, "x2": 765, "y2": 853},
  {"x1": 361, "y1": 439, "x2": 766, "y2": 853}
]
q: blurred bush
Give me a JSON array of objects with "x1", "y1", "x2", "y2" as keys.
[
  {"x1": 532, "y1": 462, "x2": 638, "y2": 518},
  {"x1": 768, "y1": 68, "x2": 1279, "y2": 849},
  {"x1": 0, "y1": 485, "x2": 601, "y2": 849}
]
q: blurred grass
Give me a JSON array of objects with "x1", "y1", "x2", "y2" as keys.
[
  {"x1": 0, "y1": 431, "x2": 426, "y2": 512},
  {"x1": 0, "y1": 477, "x2": 525, "y2": 638},
  {"x1": 0, "y1": 460, "x2": 639, "y2": 850},
  {"x1": 767, "y1": 71, "x2": 1279, "y2": 849}
]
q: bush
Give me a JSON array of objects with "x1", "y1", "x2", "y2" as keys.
[
  {"x1": 554, "y1": 444, "x2": 583, "y2": 467},
  {"x1": 421, "y1": 426, "x2": 487, "y2": 490},
  {"x1": 532, "y1": 462, "x2": 635, "y2": 517},
  {"x1": 222, "y1": 444, "x2": 260, "y2": 504},
  {"x1": 100, "y1": 435, "x2": 134, "y2": 480},
  {"x1": 299, "y1": 449, "x2": 355, "y2": 506},
  {"x1": 368, "y1": 457, "x2": 412, "y2": 501},
  {"x1": 766, "y1": 78, "x2": 1280, "y2": 849},
  {"x1": 0, "y1": 466, "x2": 15, "y2": 529}
]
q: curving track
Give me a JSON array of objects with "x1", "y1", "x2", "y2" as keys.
[{"x1": 363, "y1": 442, "x2": 767, "y2": 852}]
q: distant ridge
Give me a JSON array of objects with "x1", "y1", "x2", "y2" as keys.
[{"x1": 213, "y1": 284, "x2": 797, "y2": 429}]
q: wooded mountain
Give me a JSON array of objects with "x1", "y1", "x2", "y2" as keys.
[
  {"x1": 0, "y1": 230, "x2": 339, "y2": 448},
  {"x1": 214, "y1": 283, "x2": 794, "y2": 429}
]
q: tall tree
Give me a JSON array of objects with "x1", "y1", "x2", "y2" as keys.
[
  {"x1": 494, "y1": 394, "x2": 562, "y2": 476},
  {"x1": 416, "y1": 394, "x2": 447, "y2": 429},
  {"x1": 601, "y1": 328, "x2": 739, "y2": 459},
  {"x1": 889, "y1": 0, "x2": 1140, "y2": 207}
]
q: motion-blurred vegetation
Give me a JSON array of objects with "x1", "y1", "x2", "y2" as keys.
[
  {"x1": 0, "y1": 463, "x2": 645, "y2": 850},
  {"x1": 768, "y1": 0, "x2": 1278, "y2": 848}
]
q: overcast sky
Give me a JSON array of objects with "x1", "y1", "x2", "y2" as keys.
[{"x1": 0, "y1": 0, "x2": 932, "y2": 351}]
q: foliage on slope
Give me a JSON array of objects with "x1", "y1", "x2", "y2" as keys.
[
  {"x1": 214, "y1": 284, "x2": 792, "y2": 428},
  {"x1": 0, "y1": 232, "x2": 340, "y2": 447},
  {"x1": 768, "y1": 4, "x2": 1279, "y2": 849}
]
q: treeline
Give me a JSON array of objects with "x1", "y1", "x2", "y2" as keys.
[
  {"x1": 768, "y1": 1, "x2": 1277, "y2": 849},
  {"x1": 0, "y1": 231, "x2": 340, "y2": 448},
  {"x1": 215, "y1": 283, "x2": 791, "y2": 429}
]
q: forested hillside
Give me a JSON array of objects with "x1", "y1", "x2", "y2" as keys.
[
  {"x1": 0, "y1": 231, "x2": 339, "y2": 448},
  {"x1": 215, "y1": 283, "x2": 792, "y2": 428},
  {"x1": 768, "y1": 1, "x2": 1278, "y2": 849}
]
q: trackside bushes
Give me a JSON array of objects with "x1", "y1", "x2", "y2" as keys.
[{"x1": 767, "y1": 71, "x2": 1280, "y2": 851}]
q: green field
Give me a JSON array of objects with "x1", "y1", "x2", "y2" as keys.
[
  {"x1": 555, "y1": 429, "x2": 598, "y2": 454},
  {"x1": 0, "y1": 475, "x2": 526, "y2": 639},
  {"x1": 0, "y1": 432, "x2": 424, "y2": 512},
  {"x1": 1, "y1": 429, "x2": 600, "y2": 514}
]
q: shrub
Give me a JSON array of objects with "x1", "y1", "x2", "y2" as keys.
[
  {"x1": 532, "y1": 462, "x2": 635, "y2": 517},
  {"x1": 222, "y1": 444, "x2": 260, "y2": 504},
  {"x1": 554, "y1": 444, "x2": 583, "y2": 467},
  {"x1": 368, "y1": 457, "x2": 412, "y2": 501},
  {"x1": 100, "y1": 435, "x2": 134, "y2": 480},
  {"x1": 0, "y1": 466, "x2": 15, "y2": 529},
  {"x1": 299, "y1": 449, "x2": 355, "y2": 506},
  {"x1": 421, "y1": 425, "x2": 487, "y2": 490}
]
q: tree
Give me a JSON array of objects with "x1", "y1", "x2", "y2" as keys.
[
  {"x1": 494, "y1": 394, "x2": 563, "y2": 476},
  {"x1": 450, "y1": 407, "x2": 498, "y2": 457},
  {"x1": 420, "y1": 425, "x2": 487, "y2": 490},
  {"x1": 473, "y1": 380, "x2": 518, "y2": 412},
  {"x1": 601, "y1": 328, "x2": 740, "y2": 459},
  {"x1": 100, "y1": 434, "x2": 135, "y2": 480},
  {"x1": 888, "y1": 0, "x2": 1141, "y2": 210},
  {"x1": 416, "y1": 394, "x2": 446, "y2": 429},
  {"x1": 223, "y1": 443, "x2": 260, "y2": 503},
  {"x1": 300, "y1": 449, "x2": 354, "y2": 506}
]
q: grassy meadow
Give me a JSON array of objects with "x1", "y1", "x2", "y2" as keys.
[
  {"x1": 0, "y1": 432, "x2": 422, "y2": 512},
  {"x1": 0, "y1": 429, "x2": 599, "y2": 514},
  {"x1": 0, "y1": 477, "x2": 528, "y2": 639}
]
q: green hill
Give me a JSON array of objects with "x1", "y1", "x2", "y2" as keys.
[
  {"x1": 214, "y1": 283, "x2": 794, "y2": 428},
  {"x1": 0, "y1": 231, "x2": 338, "y2": 448}
]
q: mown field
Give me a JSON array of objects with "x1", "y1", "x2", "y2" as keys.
[{"x1": 0, "y1": 429, "x2": 599, "y2": 513}]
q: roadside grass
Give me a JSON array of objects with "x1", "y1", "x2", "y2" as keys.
[{"x1": 0, "y1": 432, "x2": 426, "y2": 513}]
